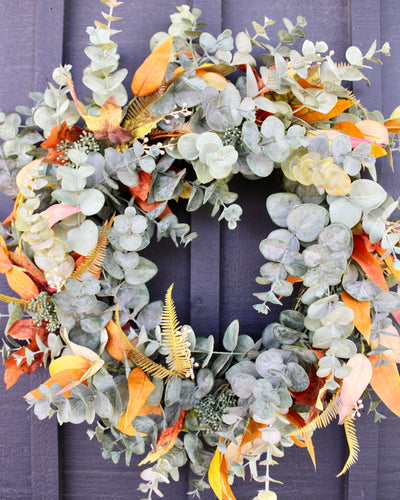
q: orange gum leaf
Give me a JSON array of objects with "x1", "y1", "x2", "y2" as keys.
[
  {"x1": 6, "y1": 266, "x2": 39, "y2": 299},
  {"x1": 338, "y1": 353, "x2": 372, "y2": 423},
  {"x1": 116, "y1": 367, "x2": 155, "y2": 436},
  {"x1": 351, "y1": 235, "x2": 388, "y2": 292},
  {"x1": 131, "y1": 36, "x2": 172, "y2": 97},
  {"x1": 369, "y1": 355, "x2": 400, "y2": 418},
  {"x1": 341, "y1": 291, "x2": 371, "y2": 341}
]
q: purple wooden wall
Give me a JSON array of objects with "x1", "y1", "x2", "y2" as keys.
[{"x1": 1, "y1": 0, "x2": 400, "y2": 498}]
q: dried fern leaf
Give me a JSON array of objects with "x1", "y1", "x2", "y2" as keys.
[
  {"x1": 114, "y1": 306, "x2": 176, "y2": 380},
  {"x1": 150, "y1": 122, "x2": 193, "y2": 139},
  {"x1": 345, "y1": 89, "x2": 369, "y2": 118},
  {"x1": 337, "y1": 415, "x2": 360, "y2": 476},
  {"x1": 0, "y1": 293, "x2": 30, "y2": 309},
  {"x1": 290, "y1": 390, "x2": 341, "y2": 437},
  {"x1": 69, "y1": 214, "x2": 115, "y2": 281},
  {"x1": 160, "y1": 283, "x2": 193, "y2": 378},
  {"x1": 122, "y1": 74, "x2": 181, "y2": 142}
]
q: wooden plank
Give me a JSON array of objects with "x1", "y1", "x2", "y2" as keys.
[{"x1": 29, "y1": 1, "x2": 66, "y2": 499}]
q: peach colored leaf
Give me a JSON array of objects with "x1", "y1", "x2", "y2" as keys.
[
  {"x1": 342, "y1": 291, "x2": 371, "y2": 341},
  {"x1": 338, "y1": 354, "x2": 372, "y2": 423},
  {"x1": 6, "y1": 266, "x2": 39, "y2": 299},
  {"x1": 351, "y1": 235, "x2": 388, "y2": 292},
  {"x1": 40, "y1": 204, "x2": 81, "y2": 227},
  {"x1": 84, "y1": 97, "x2": 133, "y2": 144},
  {"x1": 356, "y1": 119, "x2": 389, "y2": 146},
  {"x1": 139, "y1": 409, "x2": 187, "y2": 465},
  {"x1": 116, "y1": 368, "x2": 155, "y2": 436},
  {"x1": 370, "y1": 355, "x2": 400, "y2": 417},
  {"x1": 131, "y1": 36, "x2": 172, "y2": 97}
]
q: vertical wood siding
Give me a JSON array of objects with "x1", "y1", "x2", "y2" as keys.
[{"x1": 0, "y1": 1, "x2": 400, "y2": 498}]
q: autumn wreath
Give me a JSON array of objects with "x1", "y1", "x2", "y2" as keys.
[{"x1": 1, "y1": 1, "x2": 400, "y2": 499}]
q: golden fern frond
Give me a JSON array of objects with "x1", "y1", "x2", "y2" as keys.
[
  {"x1": 160, "y1": 283, "x2": 193, "y2": 378},
  {"x1": 0, "y1": 293, "x2": 30, "y2": 309},
  {"x1": 290, "y1": 390, "x2": 341, "y2": 437},
  {"x1": 150, "y1": 122, "x2": 193, "y2": 139},
  {"x1": 69, "y1": 214, "x2": 115, "y2": 281},
  {"x1": 337, "y1": 415, "x2": 360, "y2": 477},
  {"x1": 345, "y1": 89, "x2": 369, "y2": 118},
  {"x1": 122, "y1": 74, "x2": 181, "y2": 142},
  {"x1": 114, "y1": 306, "x2": 176, "y2": 380}
]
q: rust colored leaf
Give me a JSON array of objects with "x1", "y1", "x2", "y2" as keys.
[
  {"x1": 85, "y1": 97, "x2": 133, "y2": 144},
  {"x1": 135, "y1": 198, "x2": 173, "y2": 219},
  {"x1": 293, "y1": 99, "x2": 353, "y2": 123},
  {"x1": 116, "y1": 367, "x2": 155, "y2": 436},
  {"x1": 41, "y1": 122, "x2": 84, "y2": 164},
  {"x1": 131, "y1": 36, "x2": 172, "y2": 97},
  {"x1": 139, "y1": 409, "x2": 187, "y2": 464},
  {"x1": 8, "y1": 318, "x2": 48, "y2": 341},
  {"x1": 351, "y1": 234, "x2": 388, "y2": 292},
  {"x1": 129, "y1": 171, "x2": 152, "y2": 202},
  {"x1": 291, "y1": 365, "x2": 325, "y2": 406},
  {"x1": 342, "y1": 291, "x2": 371, "y2": 341},
  {"x1": 369, "y1": 355, "x2": 400, "y2": 418}
]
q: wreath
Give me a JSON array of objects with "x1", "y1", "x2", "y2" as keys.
[{"x1": 1, "y1": 1, "x2": 400, "y2": 499}]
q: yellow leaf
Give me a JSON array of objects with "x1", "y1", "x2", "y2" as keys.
[
  {"x1": 338, "y1": 354, "x2": 372, "y2": 423},
  {"x1": 85, "y1": 97, "x2": 132, "y2": 144},
  {"x1": 370, "y1": 355, "x2": 400, "y2": 417},
  {"x1": 25, "y1": 368, "x2": 89, "y2": 400},
  {"x1": 131, "y1": 36, "x2": 172, "y2": 97},
  {"x1": 116, "y1": 367, "x2": 155, "y2": 436},
  {"x1": 208, "y1": 448, "x2": 236, "y2": 500},
  {"x1": 341, "y1": 291, "x2": 371, "y2": 341},
  {"x1": 49, "y1": 354, "x2": 91, "y2": 376}
]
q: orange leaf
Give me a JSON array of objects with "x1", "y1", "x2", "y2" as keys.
[
  {"x1": 139, "y1": 409, "x2": 187, "y2": 464},
  {"x1": 9, "y1": 248, "x2": 54, "y2": 293},
  {"x1": 208, "y1": 448, "x2": 236, "y2": 500},
  {"x1": 239, "y1": 418, "x2": 263, "y2": 450},
  {"x1": 137, "y1": 402, "x2": 163, "y2": 417},
  {"x1": 116, "y1": 368, "x2": 155, "y2": 436},
  {"x1": 105, "y1": 318, "x2": 137, "y2": 362},
  {"x1": 135, "y1": 198, "x2": 173, "y2": 219},
  {"x1": 0, "y1": 246, "x2": 13, "y2": 272},
  {"x1": 338, "y1": 353, "x2": 372, "y2": 423},
  {"x1": 84, "y1": 97, "x2": 133, "y2": 144},
  {"x1": 8, "y1": 318, "x2": 48, "y2": 341},
  {"x1": 286, "y1": 408, "x2": 316, "y2": 469},
  {"x1": 351, "y1": 235, "x2": 388, "y2": 292},
  {"x1": 384, "y1": 119, "x2": 400, "y2": 133},
  {"x1": 294, "y1": 99, "x2": 353, "y2": 123},
  {"x1": 333, "y1": 121, "x2": 364, "y2": 139},
  {"x1": 25, "y1": 368, "x2": 89, "y2": 400},
  {"x1": 131, "y1": 36, "x2": 173, "y2": 97},
  {"x1": 369, "y1": 355, "x2": 400, "y2": 418},
  {"x1": 129, "y1": 170, "x2": 152, "y2": 202},
  {"x1": 6, "y1": 266, "x2": 39, "y2": 299},
  {"x1": 376, "y1": 245, "x2": 400, "y2": 282},
  {"x1": 341, "y1": 291, "x2": 371, "y2": 341}
]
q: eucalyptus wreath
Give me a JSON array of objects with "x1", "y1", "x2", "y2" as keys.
[{"x1": 1, "y1": 2, "x2": 400, "y2": 499}]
